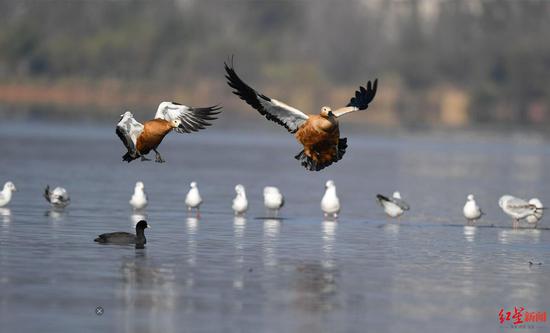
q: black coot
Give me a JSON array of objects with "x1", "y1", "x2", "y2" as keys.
[{"x1": 94, "y1": 220, "x2": 149, "y2": 247}]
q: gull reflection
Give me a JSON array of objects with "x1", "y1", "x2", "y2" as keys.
[
  {"x1": 233, "y1": 216, "x2": 246, "y2": 290},
  {"x1": 463, "y1": 225, "x2": 476, "y2": 243},
  {"x1": 0, "y1": 208, "x2": 11, "y2": 226},
  {"x1": 118, "y1": 252, "x2": 177, "y2": 333},
  {"x1": 322, "y1": 220, "x2": 337, "y2": 269},
  {"x1": 45, "y1": 208, "x2": 65, "y2": 223},
  {"x1": 131, "y1": 212, "x2": 148, "y2": 227},
  {"x1": 186, "y1": 217, "x2": 199, "y2": 288},
  {"x1": 263, "y1": 219, "x2": 280, "y2": 268},
  {"x1": 383, "y1": 223, "x2": 400, "y2": 238},
  {"x1": 498, "y1": 228, "x2": 541, "y2": 245}
]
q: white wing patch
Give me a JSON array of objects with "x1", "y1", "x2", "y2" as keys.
[
  {"x1": 154, "y1": 101, "x2": 220, "y2": 134},
  {"x1": 116, "y1": 112, "x2": 144, "y2": 154}
]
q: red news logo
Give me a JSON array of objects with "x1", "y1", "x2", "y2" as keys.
[{"x1": 499, "y1": 307, "x2": 547, "y2": 328}]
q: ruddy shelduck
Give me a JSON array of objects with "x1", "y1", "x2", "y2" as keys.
[
  {"x1": 225, "y1": 59, "x2": 377, "y2": 171},
  {"x1": 116, "y1": 102, "x2": 221, "y2": 163}
]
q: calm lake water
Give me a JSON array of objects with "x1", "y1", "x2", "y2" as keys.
[{"x1": 0, "y1": 122, "x2": 549, "y2": 332}]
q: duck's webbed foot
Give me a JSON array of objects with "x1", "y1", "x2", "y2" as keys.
[{"x1": 153, "y1": 149, "x2": 165, "y2": 163}]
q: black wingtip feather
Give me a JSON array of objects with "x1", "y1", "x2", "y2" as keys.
[
  {"x1": 376, "y1": 194, "x2": 390, "y2": 203},
  {"x1": 347, "y1": 79, "x2": 378, "y2": 110}
]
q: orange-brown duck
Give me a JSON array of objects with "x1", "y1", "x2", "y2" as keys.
[
  {"x1": 116, "y1": 102, "x2": 221, "y2": 163},
  {"x1": 225, "y1": 60, "x2": 377, "y2": 171}
]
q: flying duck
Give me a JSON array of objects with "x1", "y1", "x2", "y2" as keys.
[
  {"x1": 44, "y1": 185, "x2": 70, "y2": 209},
  {"x1": 129, "y1": 181, "x2": 148, "y2": 210},
  {"x1": 0, "y1": 182, "x2": 16, "y2": 207},
  {"x1": 225, "y1": 59, "x2": 377, "y2": 171},
  {"x1": 116, "y1": 102, "x2": 221, "y2": 163},
  {"x1": 463, "y1": 194, "x2": 483, "y2": 223},
  {"x1": 321, "y1": 180, "x2": 340, "y2": 219},
  {"x1": 94, "y1": 220, "x2": 149, "y2": 248},
  {"x1": 376, "y1": 191, "x2": 409, "y2": 218}
]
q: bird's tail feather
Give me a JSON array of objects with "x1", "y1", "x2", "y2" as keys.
[
  {"x1": 122, "y1": 152, "x2": 138, "y2": 163},
  {"x1": 294, "y1": 138, "x2": 348, "y2": 171}
]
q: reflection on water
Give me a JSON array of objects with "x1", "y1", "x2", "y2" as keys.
[
  {"x1": 0, "y1": 208, "x2": 11, "y2": 226},
  {"x1": 2, "y1": 127, "x2": 550, "y2": 332},
  {"x1": 233, "y1": 216, "x2": 246, "y2": 290},
  {"x1": 185, "y1": 217, "x2": 198, "y2": 288},
  {"x1": 383, "y1": 223, "x2": 400, "y2": 238},
  {"x1": 118, "y1": 251, "x2": 177, "y2": 333},
  {"x1": 463, "y1": 226, "x2": 476, "y2": 243},
  {"x1": 263, "y1": 219, "x2": 280, "y2": 268},
  {"x1": 45, "y1": 209, "x2": 65, "y2": 222},
  {"x1": 131, "y1": 212, "x2": 148, "y2": 227},
  {"x1": 293, "y1": 262, "x2": 338, "y2": 312},
  {"x1": 322, "y1": 220, "x2": 337, "y2": 269},
  {"x1": 498, "y1": 229, "x2": 541, "y2": 244}
]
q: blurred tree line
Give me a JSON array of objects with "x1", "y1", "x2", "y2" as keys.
[{"x1": 0, "y1": 0, "x2": 549, "y2": 129}]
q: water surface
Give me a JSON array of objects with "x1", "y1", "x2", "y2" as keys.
[{"x1": 0, "y1": 123, "x2": 549, "y2": 332}]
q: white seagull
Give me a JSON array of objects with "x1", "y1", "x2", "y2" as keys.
[
  {"x1": 185, "y1": 182, "x2": 202, "y2": 216},
  {"x1": 376, "y1": 191, "x2": 410, "y2": 219},
  {"x1": 525, "y1": 198, "x2": 544, "y2": 228},
  {"x1": 498, "y1": 195, "x2": 543, "y2": 228},
  {"x1": 232, "y1": 184, "x2": 248, "y2": 216},
  {"x1": 129, "y1": 181, "x2": 148, "y2": 210},
  {"x1": 0, "y1": 182, "x2": 16, "y2": 207},
  {"x1": 263, "y1": 186, "x2": 284, "y2": 217},
  {"x1": 321, "y1": 180, "x2": 340, "y2": 219},
  {"x1": 463, "y1": 194, "x2": 483, "y2": 223},
  {"x1": 44, "y1": 185, "x2": 70, "y2": 209}
]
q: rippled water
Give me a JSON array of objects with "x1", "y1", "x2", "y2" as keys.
[{"x1": 1, "y1": 123, "x2": 549, "y2": 332}]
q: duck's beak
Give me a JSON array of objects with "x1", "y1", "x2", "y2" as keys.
[
  {"x1": 146, "y1": 225, "x2": 151, "y2": 229},
  {"x1": 328, "y1": 111, "x2": 334, "y2": 117}
]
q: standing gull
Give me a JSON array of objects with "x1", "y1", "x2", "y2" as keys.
[
  {"x1": 0, "y1": 182, "x2": 16, "y2": 207},
  {"x1": 463, "y1": 194, "x2": 483, "y2": 224},
  {"x1": 498, "y1": 195, "x2": 542, "y2": 228},
  {"x1": 185, "y1": 182, "x2": 203, "y2": 216},
  {"x1": 116, "y1": 101, "x2": 221, "y2": 163},
  {"x1": 525, "y1": 198, "x2": 544, "y2": 228},
  {"x1": 129, "y1": 181, "x2": 148, "y2": 210},
  {"x1": 232, "y1": 184, "x2": 248, "y2": 216},
  {"x1": 44, "y1": 185, "x2": 70, "y2": 209},
  {"x1": 376, "y1": 191, "x2": 410, "y2": 219},
  {"x1": 321, "y1": 180, "x2": 340, "y2": 219},
  {"x1": 225, "y1": 59, "x2": 377, "y2": 171},
  {"x1": 263, "y1": 186, "x2": 284, "y2": 218}
]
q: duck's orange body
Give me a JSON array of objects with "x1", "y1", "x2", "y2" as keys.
[
  {"x1": 136, "y1": 119, "x2": 173, "y2": 155},
  {"x1": 295, "y1": 115, "x2": 341, "y2": 166}
]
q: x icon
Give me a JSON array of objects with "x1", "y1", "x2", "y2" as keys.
[{"x1": 95, "y1": 306, "x2": 104, "y2": 316}]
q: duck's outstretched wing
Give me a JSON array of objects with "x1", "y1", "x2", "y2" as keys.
[
  {"x1": 154, "y1": 102, "x2": 221, "y2": 134},
  {"x1": 224, "y1": 60, "x2": 309, "y2": 134},
  {"x1": 116, "y1": 113, "x2": 144, "y2": 155},
  {"x1": 333, "y1": 79, "x2": 378, "y2": 117}
]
